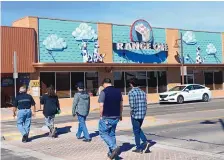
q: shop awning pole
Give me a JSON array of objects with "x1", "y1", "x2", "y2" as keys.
[{"x1": 13, "y1": 51, "x2": 18, "y2": 98}]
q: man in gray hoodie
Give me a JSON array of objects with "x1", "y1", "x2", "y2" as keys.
[{"x1": 72, "y1": 82, "x2": 91, "y2": 142}]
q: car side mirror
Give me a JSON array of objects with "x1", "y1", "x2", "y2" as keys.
[{"x1": 185, "y1": 89, "x2": 189, "y2": 92}]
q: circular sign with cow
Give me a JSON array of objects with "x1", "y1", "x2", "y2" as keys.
[{"x1": 130, "y1": 19, "x2": 153, "y2": 43}]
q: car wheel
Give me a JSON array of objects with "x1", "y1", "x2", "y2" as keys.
[
  {"x1": 177, "y1": 95, "x2": 184, "y2": 104},
  {"x1": 202, "y1": 93, "x2": 209, "y2": 102}
]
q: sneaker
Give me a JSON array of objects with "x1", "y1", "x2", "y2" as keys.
[
  {"x1": 51, "y1": 128, "x2": 57, "y2": 138},
  {"x1": 107, "y1": 153, "x2": 112, "y2": 160},
  {"x1": 110, "y1": 147, "x2": 120, "y2": 159},
  {"x1": 143, "y1": 142, "x2": 151, "y2": 152},
  {"x1": 132, "y1": 148, "x2": 143, "y2": 154},
  {"x1": 49, "y1": 127, "x2": 56, "y2": 138},
  {"x1": 83, "y1": 139, "x2": 91, "y2": 142},
  {"x1": 22, "y1": 135, "x2": 27, "y2": 143}
]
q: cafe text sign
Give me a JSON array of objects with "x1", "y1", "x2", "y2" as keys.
[
  {"x1": 115, "y1": 19, "x2": 168, "y2": 52},
  {"x1": 116, "y1": 42, "x2": 168, "y2": 51}
]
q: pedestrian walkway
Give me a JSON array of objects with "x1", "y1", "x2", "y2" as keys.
[{"x1": 2, "y1": 132, "x2": 221, "y2": 160}]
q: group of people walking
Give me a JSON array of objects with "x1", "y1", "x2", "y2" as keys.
[{"x1": 13, "y1": 77, "x2": 150, "y2": 159}]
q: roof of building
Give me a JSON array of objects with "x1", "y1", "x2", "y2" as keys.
[{"x1": 13, "y1": 16, "x2": 223, "y2": 34}]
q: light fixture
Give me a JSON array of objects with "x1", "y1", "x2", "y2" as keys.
[{"x1": 173, "y1": 40, "x2": 179, "y2": 48}]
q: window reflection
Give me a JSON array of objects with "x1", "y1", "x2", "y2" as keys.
[
  {"x1": 85, "y1": 72, "x2": 98, "y2": 96},
  {"x1": 56, "y1": 72, "x2": 70, "y2": 98}
]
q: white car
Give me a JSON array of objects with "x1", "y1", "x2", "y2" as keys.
[{"x1": 159, "y1": 84, "x2": 212, "y2": 104}]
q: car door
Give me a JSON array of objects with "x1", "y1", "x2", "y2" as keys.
[
  {"x1": 183, "y1": 85, "x2": 197, "y2": 101},
  {"x1": 193, "y1": 85, "x2": 205, "y2": 100}
]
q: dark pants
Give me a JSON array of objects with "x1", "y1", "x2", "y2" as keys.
[{"x1": 131, "y1": 117, "x2": 148, "y2": 149}]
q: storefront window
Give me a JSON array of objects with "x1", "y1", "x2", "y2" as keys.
[
  {"x1": 85, "y1": 72, "x2": 98, "y2": 96},
  {"x1": 125, "y1": 72, "x2": 136, "y2": 94},
  {"x1": 17, "y1": 73, "x2": 30, "y2": 89},
  {"x1": 214, "y1": 71, "x2": 223, "y2": 90},
  {"x1": 194, "y1": 70, "x2": 204, "y2": 85},
  {"x1": 136, "y1": 72, "x2": 147, "y2": 92},
  {"x1": 147, "y1": 71, "x2": 157, "y2": 93},
  {"x1": 158, "y1": 71, "x2": 167, "y2": 93},
  {"x1": 56, "y1": 72, "x2": 70, "y2": 98},
  {"x1": 71, "y1": 72, "x2": 84, "y2": 97},
  {"x1": 114, "y1": 72, "x2": 125, "y2": 95},
  {"x1": 40, "y1": 72, "x2": 55, "y2": 96},
  {"x1": 204, "y1": 71, "x2": 214, "y2": 90}
]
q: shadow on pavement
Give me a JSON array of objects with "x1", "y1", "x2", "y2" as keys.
[
  {"x1": 90, "y1": 131, "x2": 99, "y2": 138},
  {"x1": 219, "y1": 119, "x2": 224, "y2": 131},
  {"x1": 30, "y1": 126, "x2": 72, "y2": 141},
  {"x1": 146, "y1": 133, "x2": 224, "y2": 146},
  {"x1": 29, "y1": 133, "x2": 49, "y2": 141},
  {"x1": 200, "y1": 120, "x2": 217, "y2": 124},
  {"x1": 160, "y1": 100, "x2": 203, "y2": 105},
  {"x1": 56, "y1": 126, "x2": 71, "y2": 136}
]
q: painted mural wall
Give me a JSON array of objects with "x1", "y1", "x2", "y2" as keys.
[
  {"x1": 177, "y1": 30, "x2": 223, "y2": 64},
  {"x1": 112, "y1": 22, "x2": 168, "y2": 64},
  {"x1": 39, "y1": 18, "x2": 104, "y2": 63}
]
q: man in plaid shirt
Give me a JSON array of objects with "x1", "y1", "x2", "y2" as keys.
[{"x1": 128, "y1": 78, "x2": 150, "y2": 153}]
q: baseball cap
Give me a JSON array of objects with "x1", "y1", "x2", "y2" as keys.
[{"x1": 76, "y1": 82, "x2": 84, "y2": 89}]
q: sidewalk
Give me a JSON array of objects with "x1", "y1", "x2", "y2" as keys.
[
  {"x1": 3, "y1": 108, "x2": 224, "y2": 141},
  {"x1": 2, "y1": 132, "x2": 222, "y2": 160}
]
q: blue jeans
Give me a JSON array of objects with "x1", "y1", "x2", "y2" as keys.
[
  {"x1": 131, "y1": 117, "x2": 148, "y2": 149},
  {"x1": 99, "y1": 118, "x2": 119, "y2": 154},
  {"x1": 76, "y1": 114, "x2": 90, "y2": 140},
  {"x1": 45, "y1": 115, "x2": 55, "y2": 130},
  {"x1": 17, "y1": 109, "x2": 32, "y2": 136}
]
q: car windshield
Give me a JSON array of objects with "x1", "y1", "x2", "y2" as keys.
[{"x1": 169, "y1": 86, "x2": 186, "y2": 91}]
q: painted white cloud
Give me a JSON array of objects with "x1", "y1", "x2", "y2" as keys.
[
  {"x1": 43, "y1": 34, "x2": 67, "y2": 51},
  {"x1": 182, "y1": 31, "x2": 197, "y2": 45},
  {"x1": 206, "y1": 43, "x2": 217, "y2": 55},
  {"x1": 72, "y1": 23, "x2": 98, "y2": 41}
]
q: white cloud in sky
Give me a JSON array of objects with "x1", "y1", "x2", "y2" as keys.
[
  {"x1": 72, "y1": 23, "x2": 98, "y2": 41},
  {"x1": 182, "y1": 31, "x2": 197, "y2": 45},
  {"x1": 43, "y1": 34, "x2": 67, "y2": 51},
  {"x1": 206, "y1": 43, "x2": 217, "y2": 55}
]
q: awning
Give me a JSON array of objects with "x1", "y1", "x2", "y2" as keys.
[{"x1": 32, "y1": 63, "x2": 224, "y2": 68}]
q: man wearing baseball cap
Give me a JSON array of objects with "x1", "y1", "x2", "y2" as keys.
[
  {"x1": 13, "y1": 86, "x2": 36, "y2": 143},
  {"x1": 98, "y1": 78, "x2": 123, "y2": 159},
  {"x1": 72, "y1": 82, "x2": 91, "y2": 142}
]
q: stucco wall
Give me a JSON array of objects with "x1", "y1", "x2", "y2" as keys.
[
  {"x1": 98, "y1": 23, "x2": 113, "y2": 63},
  {"x1": 166, "y1": 29, "x2": 179, "y2": 64}
]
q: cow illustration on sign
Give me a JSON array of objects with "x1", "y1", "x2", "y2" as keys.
[
  {"x1": 72, "y1": 23, "x2": 105, "y2": 63},
  {"x1": 43, "y1": 34, "x2": 67, "y2": 63},
  {"x1": 134, "y1": 23, "x2": 150, "y2": 42}
]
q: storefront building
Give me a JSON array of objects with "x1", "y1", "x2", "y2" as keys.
[
  {"x1": 1, "y1": 26, "x2": 36, "y2": 107},
  {"x1": 3, "y1": 16, "x2": 224, "y2": 107}
]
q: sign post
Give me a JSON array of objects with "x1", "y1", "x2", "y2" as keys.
[{"x1": 13, "y1": 51, "x2": 18, "y2": 98}]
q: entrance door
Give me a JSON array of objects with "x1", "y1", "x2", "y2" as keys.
[{"x1": 187, "y1": 74, "x2": 194, "y2": 84}]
